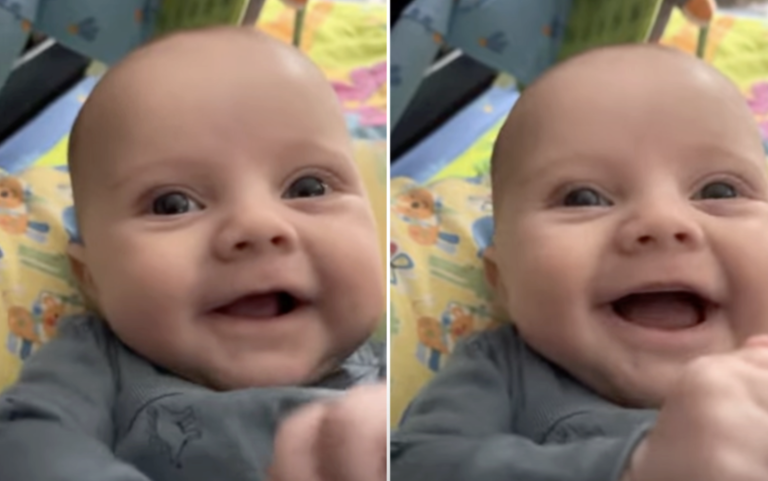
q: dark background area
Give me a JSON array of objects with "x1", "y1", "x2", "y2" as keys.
[
  {"x1": 0, "y1": 36, "x2": 88, "y2": 143},
  {"x1": 389, "y1": 0, "x2": 496, "y2": 161}
]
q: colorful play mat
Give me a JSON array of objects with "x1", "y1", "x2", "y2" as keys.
[
  {"x1": 0, "y1": 0, "x2": 387, "y2": 390},
  {"x1": 392, "y1": 8, "x2": 768, "y2": 184}
]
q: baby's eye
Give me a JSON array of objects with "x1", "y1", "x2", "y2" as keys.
[
  {"x1": 151, "y1": 192, "x2": 202, "y2": 215},
  {"x1": 695, "y1": 181, "x2": 739, "y2": 200},
  {"x1": 561, "y1": 187, "x2": 611, "y2": 207},
  {"x1": 283, "y1": 175, "x2": 329, "y2": 199}
]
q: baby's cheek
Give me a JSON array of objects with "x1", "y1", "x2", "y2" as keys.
[
  {"x1": 708, "y1": 224, "x2": 768, "y2": 342},
  {"x1": 90, "y1": 234, "x2": 195, "y2": 315},
  {"x1": 313, "y1": 222, "x2": 383, "y2": 336}
]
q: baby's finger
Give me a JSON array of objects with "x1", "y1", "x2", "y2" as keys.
[
  {"x1": 317, "y1": 384, "x2": 387, "y2": 481},
  {"x1": 270, "y1": 402, "x2": 326, "y2": 481},
  {"x1": 745, "y1": 335, "x2": 768, "y2": 349}
]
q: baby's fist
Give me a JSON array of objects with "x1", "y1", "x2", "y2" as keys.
[{"x1": 270, "y1": 384, "x2": 387, "y2": 481}]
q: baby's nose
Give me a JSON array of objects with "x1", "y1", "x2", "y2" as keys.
[
  {"x1": 213, "y1": 206, "x2": 298, "y2": 261},
  {"x1": 616, "y1": 204, "x2": 705, "y2": 255}
]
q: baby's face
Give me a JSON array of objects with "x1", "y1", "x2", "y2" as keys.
[
  {"x1": 487, "y1": 48, "x2": 768, "y2": 407},
  {"x1": 69, "y1": 30, "x2": 384, "y2": 389}
]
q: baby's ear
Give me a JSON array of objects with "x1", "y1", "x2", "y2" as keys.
[
  {"x1": 67, "y1": 242, "x2": 98, "y2": 302},
  {"x1": 483, "y1": 244, "x2": 500, "y2": 291},
  {"x1": 483, "y1": 244, "x2": 509, "y2": 315}
]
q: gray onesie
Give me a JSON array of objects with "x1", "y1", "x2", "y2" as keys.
[
  {"x1": 0, "y1": 314, "x2": 385, "y2": 481},
  {"x1": 391, "y1": 324, "x2": 657, "y2": 481}
]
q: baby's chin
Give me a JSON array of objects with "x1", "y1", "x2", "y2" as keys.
[
  {"x1": 599, "y1": 382, "x2": 666, "y2": 410},
  {"x1": 173, "y1": 350, "x2": 345, "y2": 391},
  {"x1": 584, "y1": 361, "x2": 686, "y2": 409}
]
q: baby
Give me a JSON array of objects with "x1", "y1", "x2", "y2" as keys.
[
  {"x1": 392, "y1": 44, "x2": 768, "y2": 481},
  {"x1": 0, "y1": 27, "x2": 386, "y2": 481}
]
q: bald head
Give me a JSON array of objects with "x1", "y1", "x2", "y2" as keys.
[
  {"x1": 67, "y1": 26, "x2": 343, "y2": 236},
  {"x1": 490, "y1": 43, "x2": 757, "y2": 211},
  {"x1": 69, "y1": 26, "x2": 327, "y2": 176}
]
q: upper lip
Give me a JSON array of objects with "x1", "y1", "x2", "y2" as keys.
[{"x1": 600, "y1": 281, "x2": 719, "y2": 306}]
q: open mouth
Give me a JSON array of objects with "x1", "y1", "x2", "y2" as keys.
[
  {"x1": 610, "y1": 290, "x2": 711, "y2": 331},
  {"x1": 213, "y1": 291, "x2": 301, "y2": 320}
]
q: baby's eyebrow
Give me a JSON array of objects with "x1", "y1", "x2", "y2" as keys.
[
  {"x1": 510, "y1": 152, "x2": 614, "y2": 187},
  {"x1": 274, "y1": 139, "x2": 352, "y2": 165},
  {"x1": 106, "y1": 157, "x2": 207, "y2": 192},
  {"x1": 683, "y1": 143, "x2": 762, "y2": 167}
]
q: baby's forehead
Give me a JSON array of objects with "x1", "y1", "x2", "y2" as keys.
[
  {"x1": 490, "y1": 45, "x2": 765, "y2": 211},
  {"x1": 69, "y1": 28, "x2": 333, "y2": 168},
  {"x1": 81, "y1": 28, "x2": 321, "y2": 109}
]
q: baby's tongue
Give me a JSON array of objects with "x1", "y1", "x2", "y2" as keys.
[
  {"x1": 613, "y1": 292, "x2": 701, "y2": 330},
  {"x1": 218, "y1": 294, "x2": 279, "y2": 319}
]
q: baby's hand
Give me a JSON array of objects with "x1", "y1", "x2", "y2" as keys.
[
  {"x1": 624, "y1": 336, "x2": 768, "y2": 481},
  {"x1": 269, "y1": 383, "x2": 386, "y2": 481}
]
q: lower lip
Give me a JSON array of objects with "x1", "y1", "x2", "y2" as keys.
[
  {"x1": 599, "y1": 305, "x2": 720, "y2": 351},
  {"x1": 209, "y1": 304, "x2": 307, "y2": 324}
]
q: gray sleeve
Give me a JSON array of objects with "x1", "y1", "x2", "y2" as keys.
[
  {"x1": 391, "y1": 333, "x2": 651, "y2": 481},
  {"x1": 0, "y1": 316, "x2": 151, "y2": 481}
]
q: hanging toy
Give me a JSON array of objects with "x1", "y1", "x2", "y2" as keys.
[
  {"x1": 280, "y1": 0, "x2": 309, "y2": 47},
  {"x1": 649, "y1": 0, "x2": 716, "y2": 58}
]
